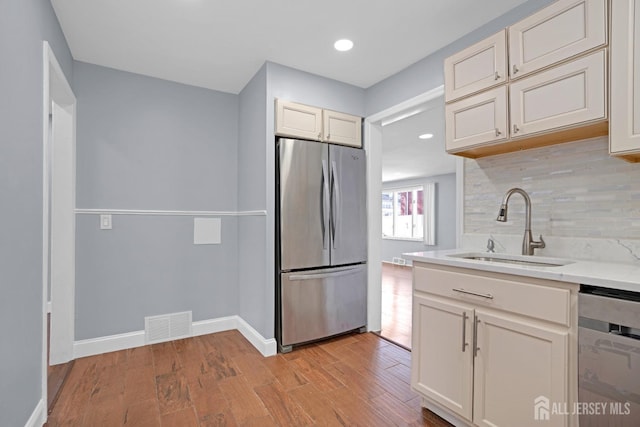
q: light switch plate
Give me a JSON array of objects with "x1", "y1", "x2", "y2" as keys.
[{"x1": 100, "y1": 214, "x2": 112, "y2": 230}]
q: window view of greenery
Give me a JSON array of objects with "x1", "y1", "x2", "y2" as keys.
[{"x1": 382, "y1": 186, "x2": 424, "y2": 240}]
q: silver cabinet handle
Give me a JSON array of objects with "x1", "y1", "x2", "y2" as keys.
[
  {"x1": 494, "y1": 71, "x2": 500, "y2": 80},
  {"x1": 461, "y1": 311, "x2": 469, "y2": 352},
  {"x1": 321, "y1": 160, "x2": 330, "y2": 249},
  {"x1": 452, "y1": 288, "x2": 494, "y2": 299},
  {"x1": 513, "y1": 124, "x2": 520, "y2": 134},
  {"x1": 512, "y1": 64, "x2": 519, "y2": 75},
  {"x1": 473, "y1": 316, "x2": 481, "y2": 357},
  {"x1": 330, "y1": 160, "x2": 340, "y2": 249},
  {"x1": 495, "y1": 128, "x2": 501, "y2": 137}
]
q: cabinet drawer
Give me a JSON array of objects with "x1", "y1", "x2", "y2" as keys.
[
  {"x1": 413, "y1": 264, "x2": 571, "y2": 326},
  {"x1": 509, "y1": 0, "x2": 607, "y2": 79},
  {"x1": 444, "y1": 30, "x2": 507, "y2": 102},
  {"x1": 509, "y1": 49, "x2": 606, "y2": 139},
  {"x1": 445, "y1": 86, "x2": 508, "y2": 152}
]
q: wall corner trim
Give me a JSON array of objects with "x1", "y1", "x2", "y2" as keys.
[
  {"x1": 24, "y1": 398, "x2": 46, "y2": 427},
  {"x1": 73, "y1": 315, "x2": 276, "y2": 359}
]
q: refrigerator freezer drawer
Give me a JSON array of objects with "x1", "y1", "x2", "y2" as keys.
[{"x1": 281, "y1": 265, "x2": 367, "y2": 347}]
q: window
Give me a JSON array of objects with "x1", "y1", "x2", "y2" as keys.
[{"x1": 382, "y1": 183, "x2": 435, "y2": 244}]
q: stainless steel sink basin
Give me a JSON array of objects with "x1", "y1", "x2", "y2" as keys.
[{"x1": 447, "y1": 252, "x2": 574, "y2": 267}]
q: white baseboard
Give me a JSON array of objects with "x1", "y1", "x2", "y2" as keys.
[
  {"x1": 74, "y1": 330, "x2": 145, "y2": 359},
  {"x1": 24, "y1": 398, "x2": 46, "y2": 427},
  {"x1": 236, "y1": 317, "x2": 277, "y2": 357},
  {"x1": 73, "y1": 315, "x2": 276, "y2": 359}
]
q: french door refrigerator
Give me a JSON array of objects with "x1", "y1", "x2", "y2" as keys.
[{"x1": 276, "y1": 138, "x2": 367, "y2": 352}]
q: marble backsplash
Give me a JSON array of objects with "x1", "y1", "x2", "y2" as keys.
[{"x1": 462, "y1": 136, "x2": 640, "y2": 264}]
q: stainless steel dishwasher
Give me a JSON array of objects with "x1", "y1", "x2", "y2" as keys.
[{"x1": 578, "y1": 285, "x2": 640, "y2": 426}]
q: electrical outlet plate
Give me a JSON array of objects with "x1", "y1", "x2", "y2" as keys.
[{"x1": 100, "y1": 214, "x2": 112, "y2": 230}]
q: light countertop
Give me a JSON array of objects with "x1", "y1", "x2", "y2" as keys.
[{"x1": 404, "y1": 249, "x2": 640, "y2": 293}]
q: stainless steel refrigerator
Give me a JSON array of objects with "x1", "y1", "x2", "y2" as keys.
[{"x1": 276, "y1": 138, "x2": 367, "y2": 352}]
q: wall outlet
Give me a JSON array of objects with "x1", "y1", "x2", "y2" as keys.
[{"x1": 100, "y1": 214, "x2": 112, "y2": 230}]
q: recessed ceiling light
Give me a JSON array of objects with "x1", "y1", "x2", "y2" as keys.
[
  {"x1": 419, "y1": 133, "x2": 434, "y2": 139},
  {"x1": 334, "y1": 39, "x2": 354, "y2": 52}
]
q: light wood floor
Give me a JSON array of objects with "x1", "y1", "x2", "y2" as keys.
[
  {"x1": 46, "y1": 330, "x2": 451, "y2": 426},
  {"x1": 380, "y1": 263, "x2": 413, "y2": 349}
]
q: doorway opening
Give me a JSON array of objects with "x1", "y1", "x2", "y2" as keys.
[
  {"x1": 42, "y1": 41, "x2": 77, "y2": 414},
  {"x1": 365, "y1": 86, "x2": 462, "y2": 350}
]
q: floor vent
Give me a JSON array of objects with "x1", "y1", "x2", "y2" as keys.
[
  {"x1": 392, "y1": 257, "x2": 407, "y2": 266},
  {"x1": 145, "y1": 311, "x2": 192, "y2": 344}
]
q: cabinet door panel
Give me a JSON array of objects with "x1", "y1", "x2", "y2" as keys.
[
  {"x1": 323, "y1": 109, "x2": 362, "y2": 147},
  {"x1": 473, "y1": 310, "x2": 568, "y2": 427},
  {"x1": 509, "y1": 0, "x2": 607, "y2": 78},
  {"x1": 509, "y1": 49, "x2": 606, "y2": 138},
  {"x1": 275, "y1": 99, "x2": 323, "y2": 141},
  {"x1": 610, "y1": 0, "x2": 640, "y2": 156},
  {"x1": 412, "y1": 294, "x2": 474, "y2": 421},
  {"x1": 445, "y1": 30, "x2": 507, "y2": 102},
  {"x1": 445, "y1": 86, "x2": 508, "y2": 152}
]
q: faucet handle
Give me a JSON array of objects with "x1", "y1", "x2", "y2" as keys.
[{"x1": 532, "y1": 235, "x2": 545, "y2": 249}]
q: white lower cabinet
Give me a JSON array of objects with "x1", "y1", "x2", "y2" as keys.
[
  {"x1": 473, "y1": 310, "x2": 568, "y2": 427},
  {"x1": 412, "y1": 294, "x2": 474, "y2": 420},
  {"x1": 412, "y1": 264, "x2": 576, "y2": 427}
]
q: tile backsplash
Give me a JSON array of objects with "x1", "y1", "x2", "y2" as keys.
[{"x1": 462, "y1": 136, "x2": 640, "y2": 263}]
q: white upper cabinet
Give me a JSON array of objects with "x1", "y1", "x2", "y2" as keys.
[
  {"x1": 610, "y1": 0, "x2": 640, "y2": 161},
  {"x1": 509, "y1": 49, "x2": 606, "y2": 138},
  {"x1": 444, "y1": 31, "x2": 507, "y2": 102},
  {"x1": 509, "y1": 0, "x2": 607, "y2": 79},
  {"x1": 445, "y1": 86, "x2": 508, "y2": 152},
  {"x1": 323, "y1": 109, "x2": 362, "y2": 148},
  {"x1": 275, "y1": 99, "x2": 323, "y2": 141},
  {"x1": 275, "y1": 99, "x2": 362, "y2": 148}
]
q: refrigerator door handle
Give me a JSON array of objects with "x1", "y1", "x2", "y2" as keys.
[
  {"x1": 331, "y1": 160, "x2": 341, "y2": 249},
  {"x1": 321, "y1": 160, "x2": 330, "y2": 249},
  {"x1": 289, "y1": 266, "x2": 361, "y2": 281}
]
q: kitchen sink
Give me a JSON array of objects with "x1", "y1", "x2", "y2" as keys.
[{"x1": 447, "y1": 252, "x2": 574, "y2": 267}]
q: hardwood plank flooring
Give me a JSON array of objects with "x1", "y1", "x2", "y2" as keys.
[
  {"x1": 46, "y1": 330, "x2": 452, "y2": 427},
  {"x1": 381, "y1": 262, "x2": 413, "y2": 349},
  {"x1": 47, "y1": 314, "x2": 75, "y2": 414}
]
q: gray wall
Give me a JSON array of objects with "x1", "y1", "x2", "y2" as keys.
[
  {"x1": 237, "y1": 64, "x2": 269, "y2": 337},
  {"x1": 73, "y1": 62, "x2": 240, "y2": 339},
  {"x1": 381, "y1": 174, "x2": 457, "y2": 265},
  {"x1": 364, "y1": 0, "x2": 555, "y2": 116},
  {"x1": 0, "y1": 0, "x2": 73, "y2": 425}
]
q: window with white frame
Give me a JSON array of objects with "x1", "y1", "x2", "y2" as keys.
[{"x1": 382, "y1": 183, "x2": 435, "y2": 244}]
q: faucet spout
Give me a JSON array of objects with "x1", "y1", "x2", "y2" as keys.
[{"x1": 496, "y1": 188, "x2": 545, "y2": 255}]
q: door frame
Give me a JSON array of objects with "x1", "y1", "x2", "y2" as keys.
[
  {"x1": 42, "y1": 41, "x2": 77, "y2": 403},
  {"x1": 364, "y1": 85, "x2": 464, "y2": 332}
]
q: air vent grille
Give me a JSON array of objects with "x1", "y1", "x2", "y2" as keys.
[{"x1": 145, "y1": 311, "x2": 192, "y2": 344}]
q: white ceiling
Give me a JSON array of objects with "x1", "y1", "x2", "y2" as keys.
[
  {"x1": 51, "y1": 0, "x2": 528, "y2": 94},
  {"x1": 381, "y1": 96, "x2": 456, "y2": 183}
]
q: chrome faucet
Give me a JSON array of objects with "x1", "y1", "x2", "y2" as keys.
[{"x1": 496, "y1": 188, "x2": 545, "y2": 256}]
